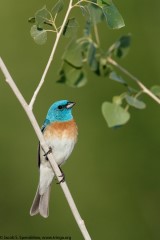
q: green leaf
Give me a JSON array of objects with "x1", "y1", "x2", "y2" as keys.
[
  {"x1": 87, "y1": 42, "x2": 97, "y2": 71},
  {"x1": 97, "y1": 0, "x2": 112, "y2": 6},
  {"x1": 102, "y1": 102, "x2": 130, "y2": 127},
  {"x1": 109, "y1": 71, "x2": 126, "y2": 85},
  {"x1": 127, "y1": 87, "x2": 139, "y2": 94},
  {"x1": 79, "y1": 3, "x2": 88, "y2": 16},
  {"x1": 28, "y1": 17, "x2": 35, "y2": 23},
  {"x1": 93, "y1": 58, "x2": 112, "y2": 77},
  {"x1": 115, "y1": 35, "x2": 131, "y2": 58},
  {"x1": 52, "y1": 0, "x2": 64, "y2": 14},
  {"x1": 101, "y1": 0, "x2": 112, "y2": 4},
  {"x1": 65, "y1": 67, "x2": 87, "y2": 88},
  {"x1": 35, "y1": 6, "x2": 51, "y2": 29},
  {"x1": 87, "y1": 4, "x2": 104, "y2": 24},
  {"x1": 125, "y1": 95, "x2": 146, "y2": 109},
  {"x1": 63, "y1": 40, "x2": 82, "y2": 68},
  {"x1": 150, "y1": 85, "x2": 160, "y2": 97},
  {"x1": 102, "y1": 2, "x2": 125, "y2": 29},
  {"x1": 63, "y1": 18, "x2": 78, "y2": 38},
  {"x1": 99, "y1": 60, "x2": 112, "y2": 76},
  {"x1": 118, "y1": 35, "x2": 131, "y2": 49},
  {"x1": 30, "y1": 25, "x2": 47, "y2": 45},
  {"x1": 97, "y1": 0, "x2": 103, "y2": 8},
  {"x1": 57, "y1": 63, "x2": 87, "y2": 87},
  {"x1": 81, "y1": 39, "x2": 90, "y2": 58},
  {"x1": 112, "y1": 95, "x2": 123, "y2": 105},
  {"x1": 57, "y1": 68, "x2": 66, "y2": 84},
  {"x1": 107, "y1": 35, "x2": 131, "y2": 58},
  {"x1": 84, "y1": 20, "x2": 92, "y2": 36}
]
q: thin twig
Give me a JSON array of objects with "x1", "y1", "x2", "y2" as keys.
[
  {"x1": 29, "y1": 0, "x2": 73, "y2": 110},
  {"x1": 134, "y1": 90, "x2": 143, "y2": 99},
  {"x1": 107, "y1": 57, "x2": 160, "y2": 105},
  {"x1": 73, "y1": 0, "x2": 99, "y2": 8},
  {"x1": 0, "y1": 57, "x2": 92, "y2": 240}
]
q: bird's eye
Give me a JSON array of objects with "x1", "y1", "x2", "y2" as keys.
[{"x1": 58, "y1": 105, "x2": 63, "y2": 109}]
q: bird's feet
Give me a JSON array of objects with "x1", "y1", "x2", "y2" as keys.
[
  {"x1": 56, "y1": 166, "x2": 65, "y2": 184},
  {"x1": 43, "y1": 146, "x2": 52, "y2": 160}
]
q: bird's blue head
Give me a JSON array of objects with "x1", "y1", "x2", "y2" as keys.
[{"x1": 43, "y1": 100, "x2": 75, "y2": 127}]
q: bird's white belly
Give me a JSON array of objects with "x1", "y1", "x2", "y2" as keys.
[{"x1": 44, "y1": 136, "x2": 76, "y2": 166}]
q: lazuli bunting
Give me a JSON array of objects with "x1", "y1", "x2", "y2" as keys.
[{"x1": 30, "y1": 100, "x2": 78, "y2": 218}]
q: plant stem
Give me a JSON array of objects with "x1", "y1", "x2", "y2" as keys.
[
  {"x1": 94, "y1": 24, "x2": 100, "y2": 46},
  {"x1": 134, "y1": 90, "x2": 143, "y2": 99},
  {"x1": 29, "y1": 0, "x2": 73, "y2": 110},
  {"x1": 107, "y1": 57, "x2": 160, "y2": 105},
  {"x1": 74, "y1": 0, "x2": 99, "y2": 8},
  {"x1": 0, "y1": 57, "x2": 92, "y2": 240}
]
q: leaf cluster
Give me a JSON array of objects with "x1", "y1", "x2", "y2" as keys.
[
  {"x1": 28, "y1": 0, "x2": 126, "y2": 89},
  {"x1": 56, "y1": 0, "x2": 126, "y2": 88},
  {"x1": 28, "y1": 0, "x2": 160, "y2": 128}
]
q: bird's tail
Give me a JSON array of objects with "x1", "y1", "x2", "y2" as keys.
[{"x1": 30, "y1": 185, "x2": 51, "y2": 218}]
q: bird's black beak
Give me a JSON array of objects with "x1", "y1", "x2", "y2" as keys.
[{"x1": 66, "y1": 102, "x2": 76, "y2": 109}]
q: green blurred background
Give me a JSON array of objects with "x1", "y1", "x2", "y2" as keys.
[{"x1": 1, "y1": 0, "x2": 160, "y2": 239}]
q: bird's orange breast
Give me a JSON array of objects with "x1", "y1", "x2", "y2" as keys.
[{"x1": 43, "y1": 119, "x2": 78, "y2": 139}]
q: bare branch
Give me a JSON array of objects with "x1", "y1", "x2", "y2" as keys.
[
  {"x1": 29, "y1": 0, "x2": 73, "y2": 110},
  {"x1": 0, "y1": 57, "x2": 92, "y2": 240},
  {"x1": 107, "y1": 57, "x2": 160, "y2": 104}
]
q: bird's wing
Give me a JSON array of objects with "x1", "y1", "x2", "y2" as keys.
[
  {"x1": 38, "y1": 122, "x2": 48, "y2": 168},
  {"x1": 38, "y1": 142, "x2": 41, "y2": 168}
]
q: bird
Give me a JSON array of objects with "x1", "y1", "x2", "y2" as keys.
[{"x1": 30, "y1": 100, "x2": 78, "y2": 218}]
